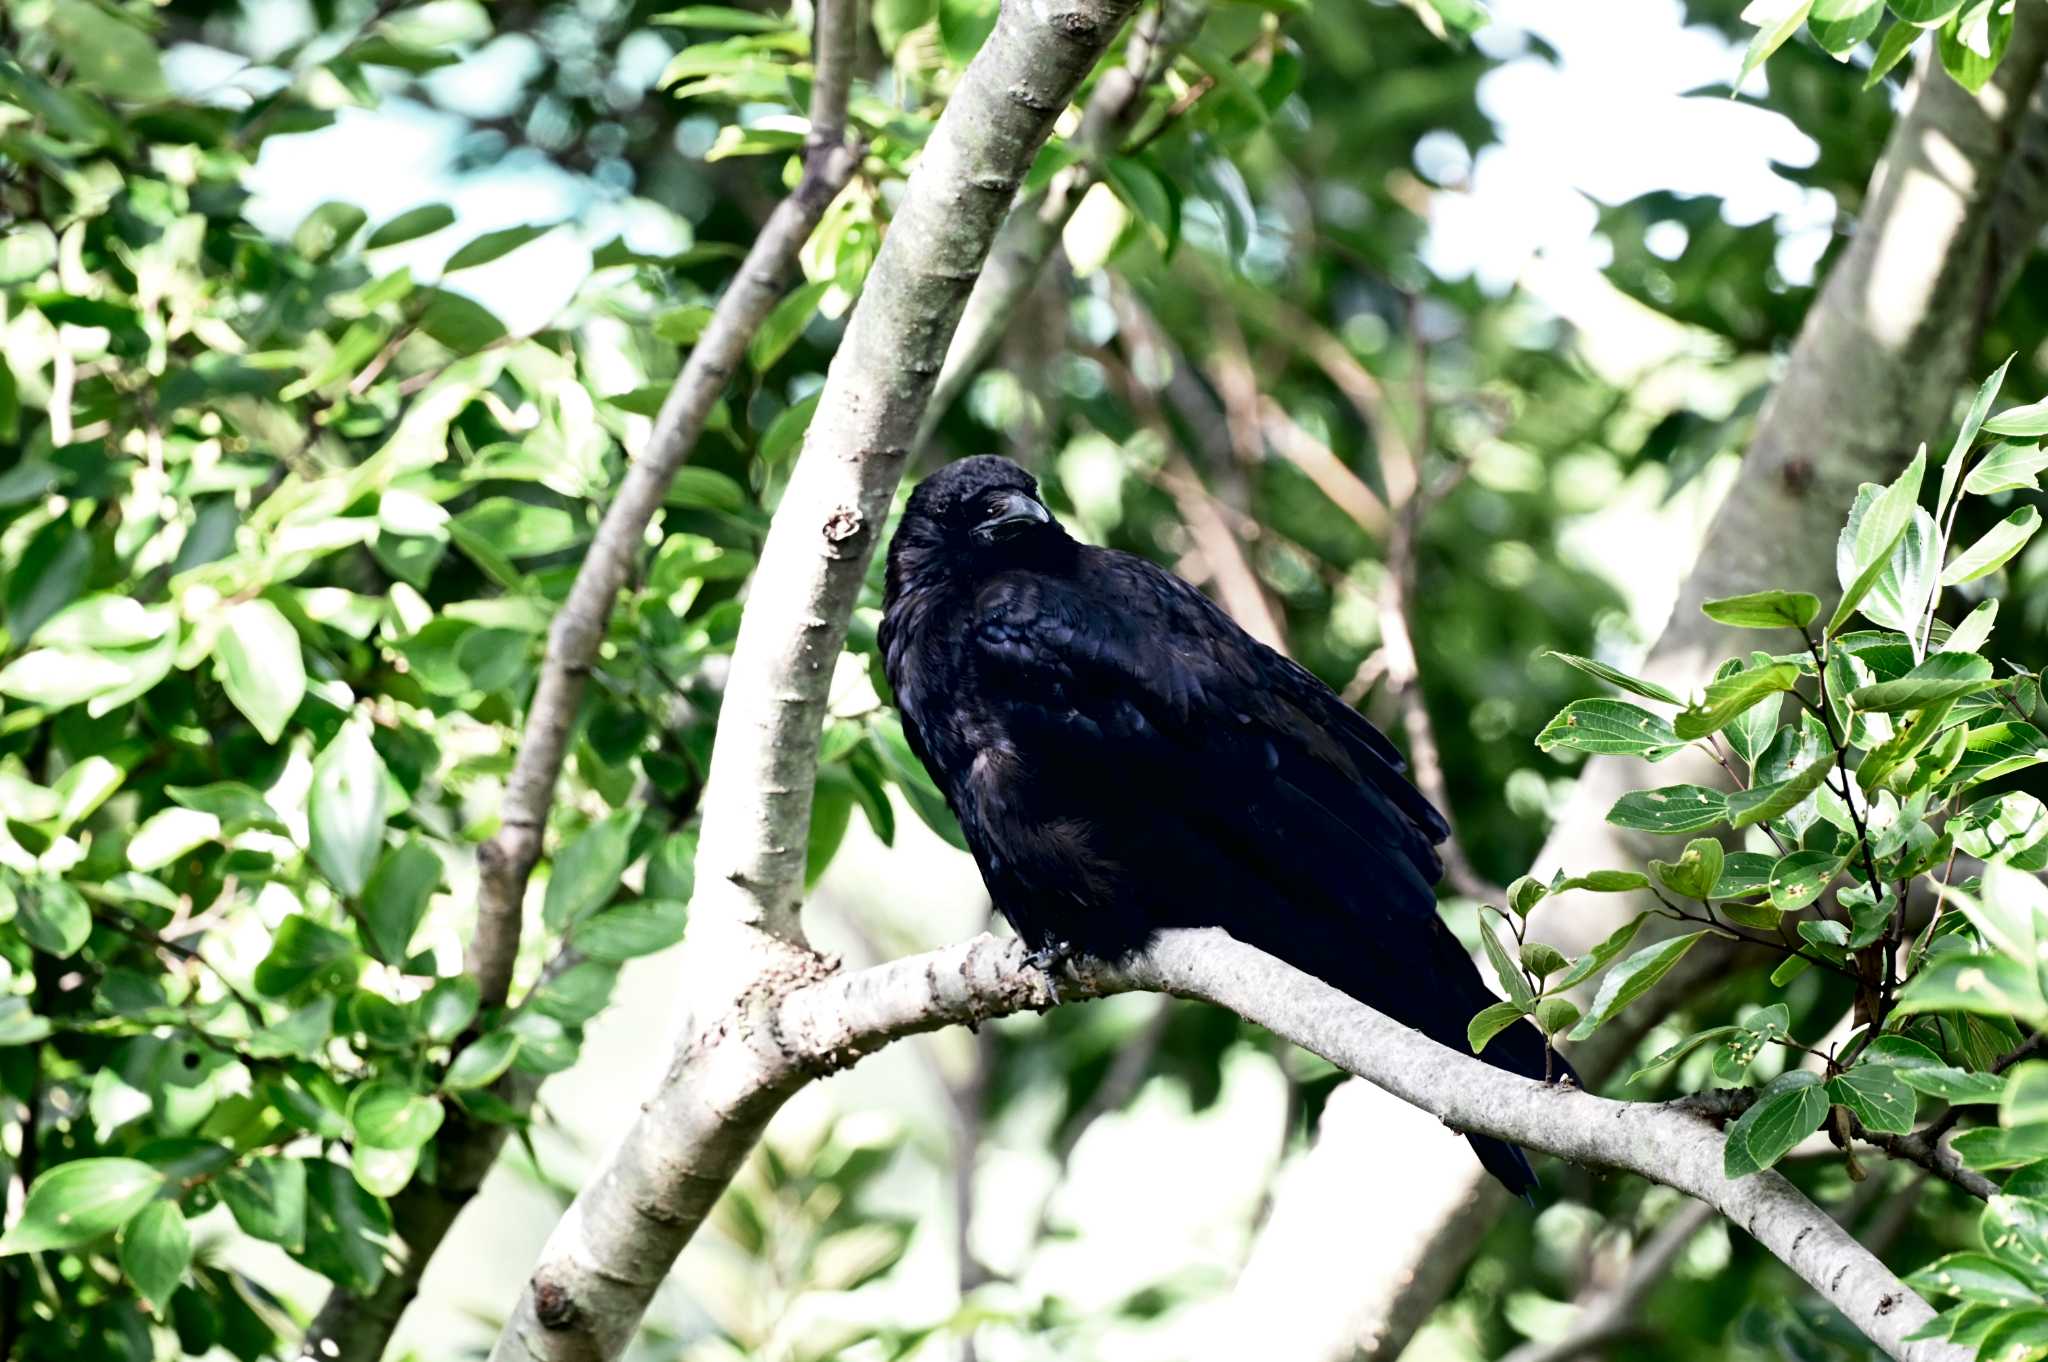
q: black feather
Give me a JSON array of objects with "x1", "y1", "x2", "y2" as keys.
[{"x1": 880, "y1": 455, "x2": 1568, "y2": 1197}]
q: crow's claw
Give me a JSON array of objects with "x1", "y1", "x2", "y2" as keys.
[{"x1": 1026, "y1": 940, "x2": 1076, "y2": 1005}]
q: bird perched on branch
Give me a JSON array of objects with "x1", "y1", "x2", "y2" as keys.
[{"x1": 879, "y1": 454, "x2": 1566, "y2": 1196}]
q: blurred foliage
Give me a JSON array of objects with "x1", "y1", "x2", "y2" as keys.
[{"x1": 2, "y1": 0, "x2": 2046, "y2": 1358}]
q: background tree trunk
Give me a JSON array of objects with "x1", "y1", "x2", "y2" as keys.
[{"x1": 1210, "y1": 26, "x2": 2048, "y2": 1362}]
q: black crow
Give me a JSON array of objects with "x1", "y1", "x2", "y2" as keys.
[{"x1": 879, "y1": 455, "x2": 1564, "y2": 1195}]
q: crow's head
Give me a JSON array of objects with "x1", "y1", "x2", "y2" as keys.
[{"x1": 887, "y1": 456, "x2": 1068, "y2": 599}]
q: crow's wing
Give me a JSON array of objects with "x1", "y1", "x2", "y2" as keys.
[{"x1": 970, "y1": 550, "x2": 1448, "y2": 921}]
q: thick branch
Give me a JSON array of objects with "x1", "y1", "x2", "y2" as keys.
[
  {"x1": 498, "y1": 928, "x2": 1965, "y2": 1362},
  {"x1": 465, "y1": 142, "x2": 862, "y2": 1009},
  {"x1": 918, "y1": 0, "x2": 1208, "y2": 448},
  {"x1": 688, "y1": 0, "x2": 1142, "y2": 945}
]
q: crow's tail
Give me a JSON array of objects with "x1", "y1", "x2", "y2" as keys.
[
  {"x1": 1224, "y1": 908, "x2": 1571, "y2": 1201},
  {"x1": 1424, "y1": 918, "x2": 1573, "y2": 1201}
]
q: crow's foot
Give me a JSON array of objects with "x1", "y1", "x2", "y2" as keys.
[{"x1": 1026, "y1": 940, "x2": 1076, "y2": 1005}]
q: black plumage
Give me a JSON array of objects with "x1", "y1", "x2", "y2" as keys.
[{"x1": 879, "y1": 455, "x2": 1565, "y2": 1195}]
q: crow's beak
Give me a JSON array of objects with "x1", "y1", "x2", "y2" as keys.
[{"x1": 976, "y1": 491, "x2": 1051, "y2": 541}]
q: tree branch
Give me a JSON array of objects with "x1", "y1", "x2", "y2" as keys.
[
  {"x1": 296, "y1": 7, "x2": 865, "y2": 1357},
  {"x1": 466, "y1": 127, "x2": 864, "y2": 1005},
  {"x1": 687, "y1": 0, "x2": 1143, "y2": 948},
  {"x1": 499, "y1": 927, "x2": 1966, "y2": 1362},
  {"x1": 484, "y1": 0, "x2": 1146, "y2": 1348},
  {"x1": 917, "y1": 0, "x2": 1209, "y2": 450}
]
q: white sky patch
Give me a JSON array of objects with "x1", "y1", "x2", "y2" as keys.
[{"x1": 1424, "y1": 0, "x2": 1833, "y2": 291}]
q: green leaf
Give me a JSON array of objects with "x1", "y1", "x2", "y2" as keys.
[
  {"x1": 220, "y1": 1157, "x2": 306, "y2": 1253},
  {"x1": 1849, "y1": 651, "x2": 1994, "y2": 710},
  {"x1": 1965, "y1": 860, "x2": 2046, "y2": 964},
  {"x1": 443, "y1": 223, "x2": 559, "y2": 271},
  {"x1": 1885, "y1": 0, "x2": 1961, "y2": 24},
  {"x1": 654, "y1": 304, "x2": 714, "y2": 344},
  {"x1": 1896, "y1": 952, "x2": 2046, "y2": 1025},
  {"x1": 1897, "y1": 1067, "x2": 2006, "y2": 1104},
  {"x1": 759, "y1": 393, "x2": 820, "y2": 467},
  {"x1": 1631, "y1": 1026, "x2": 1743, "y2": 1084},
  {"x1": 1651, "y1": 838, "x2": 1724, "y2": 899},
  {"x1": 0, "y1": 998, "x2": 51, "y2": 1047},
  {"x1": 1831, "y1": 464, "x2": 1922, "y2": 634},
  {"x1": 451, "y1": 497, "x2": 581, "y2": 560},
  {"x1": 1568, "y1": 931, "x2": 1707, "y2": 1040},
  {"x1": 1479, "y1": 913, "x2": 1533, "y2": 1007},
  {"x1": 444, "y1": 1030, "x2": 521, "y2": 1089},
  {"x1": 1904, "y1": 1252, "x2": 2037, "y2": 1305},
  {"x1": 2004, "y1": 1061, "x2": 2048, "y2": 1127},
  {"x1": 119, "y1": 1200, "x2": 190, "y2": 1309},
  {"x1": 166, "y1": 782, "x2": 285, "y2": 834},
  {"x1": 1727, "y1": 756, "x2": 1832, "y2": 829},
  {"x1": 359, "y1": 839, "x2": 440, "y2": 965},
  {"x1": 1953, "y1": 722, "x2": 2048, "y2": 790},
  {"x1": 34, "y1": 595, "x2": 173, "y2": 649},
  {"x1": 1941, "y1": 358, "x2": 2012, "y2": 513},
  {"x1": 1808, "y1": 0, "x2": 1883, "y2": 51},
  {"x1": 253, "y1": 914, "x2": 357, "y2": 997},
  {"x1": 302, "y1": 1160, "x2": 392, "y2": 1294},
  {"x1": 348, "y1": 1083, "x2": 445, "y2": 1150},
  {"x1": 526, "y1": 961, "x2": 619, "y2": 1025},
  {"x1": 1952, "y1": 793, "x2": 2048, "y2": 863},
  {"x1": 1534, "y1": 997, "x2": 1580, "y2": 1035},
  {"x1": 1550, "y1": 870, "x2": 1652, "y2": 894},
  {"x1": 309, "y1": 723, "x2": 389, "y2": 898},
  {"x1": 1942, "y1": 506, "x2": 2040, "y2": 585},
  {"x1": 572, "y1": 900, "x2": 689, "y2": 962},
  {"x1": 1701, "y1": 591, "x2": 1820, "y2": 629},
  {"x1": 1467, "y1": 999, "x2": 1527, "y2": 1054},
  {"x1": 365, "y1": 203, "x2": 456, "y2": 249},
  {"x1": 1543, "y1": 651, "x2": 1681, "y2": 705},
  {"x1": 352, "y1": 1145, "x2": 419, "y2": 1199},
  {"x1": 0, "y1": 647, "x2": 132, "y2": 710},
  {"x1": 663, "y1": 467, "x2": 748, "y2": 513},
  {"x1": 418, "y1": 976, "x2": 480, "y2": 1043},
  {"x1": 1713, "y1": 850, "x2": 1779, "y2": 900},
  {"x1": 1954, "y1": 1126, "x2": 2048, "y2": 1171},
  {"x1": 214, "y1": 599, "x2": 305, "y2": 744},
  {"x1": 1605, "y1": 786, "x2": 1729, "y2": 834},
  {"x1": 0, "y1": 1159, "x2": 164, "y2": 1254},
  {"x1": 1674, "y1": 663, "x2": 1803, "y2": 740},
  {"x1": 748, "y1": 279, "x2": 830, "y2": 372},
  {"x1": 1723, "y1": 1071, "x2": 1829, "y2": 1177},
  {"x1": 16, "y1": 878, "x2": 91, "y2": 957},
  {"x1": 416, "y1": 290, "x2": 507, "y2": 353},
  {"x1": 1962, "y1": 441, "x2": 2048, "y2": 496},
  {"x1": 292, "y1": 201, "x2": 367, "y2": 261},
  {"x1": 1521, "y1": 941, "x2": 1569, "y2": 977},
  {"x1": 1767, "y1": 849, "x2": 1843, "y2": 913},
  {"x1": 1735, "y1": 0, "x2": 1816, "y2": 89},
  {"x1": 1553, "y1": 914, "x2": 1651, "y2": 992},
  {"x1": 541, "y1": 810, "x2": 640, "y2": 933},
  {"x1": 650, "y1": 5, "x2": 792, "y2": 30},
  {"x1": 1828, "y1": 1064, "x2": 1917, "y2": 1134},
  {"x1": 1985, "y1": 399, "x2": 2048, "y2": 438},
  {"x1": 1505, "y1": 874, "x2": 1547, "y2": 917},
  {"x1": 128, "y1": 807, "x2": 221, "y2": 872},
  {"x1": 1537, "y1": 700, "x2": 1685, "y2": 760}
]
